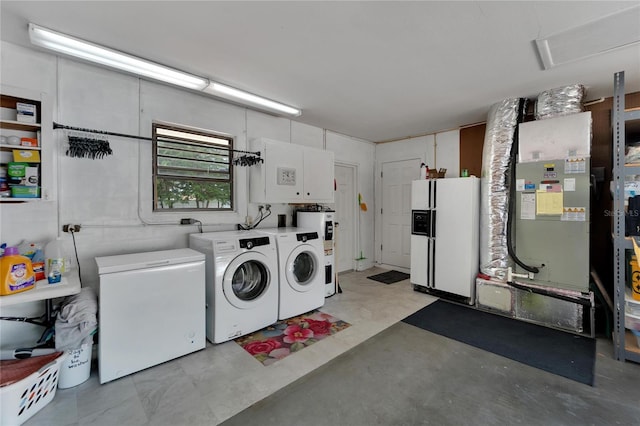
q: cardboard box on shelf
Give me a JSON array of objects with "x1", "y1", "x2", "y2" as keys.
[
  {"x1": 20, "y1": 137, "x2": 38, "y2": 147},
  {"x1": 7, "y1": 162, "x2": 27, "y2": 178},
  {"x1": 16, "y1": 102, "x2": 37, "y2": 123},
  {"x1": 10, "y1": 185, "x2": 39, "y2": 198},
  {"x1": 12, "y1": 150, "x2": 40, "y2": 163},
  {"x1": 25, "y1": 166, "x2": 38, "y2": 186}
]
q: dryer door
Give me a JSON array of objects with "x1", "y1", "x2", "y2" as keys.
[
  {"x1": 285, "y1": 244, "x2": 320, "y2": 292},
  {"x1": 223, "y1": 252, "x2": 272, "y2": 309}
]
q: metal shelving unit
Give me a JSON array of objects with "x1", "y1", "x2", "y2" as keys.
[{"x1": 612, "y1": 70, "x2": 640, "y2": 363}]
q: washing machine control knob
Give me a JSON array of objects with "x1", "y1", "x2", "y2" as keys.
[
  {"x1": 246, "y1": 241, "x2": 254, "y2": 249},
  {"x1": 301, "y1": 236, "x2": 307, "y2": 242}
]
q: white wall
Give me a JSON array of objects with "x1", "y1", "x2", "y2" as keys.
[
  {"x1": 0, "y1": 41, "x2": 375, "y2": 348},
  {"x1": 326, "y1": 131, "x2": 376, "y2": 271},
  {"x1": 435, "y1": 129, "x2": 460, "y2": 179},
  {"x1": 374, "y1": 131, "x2": 460, "y2": 265}
]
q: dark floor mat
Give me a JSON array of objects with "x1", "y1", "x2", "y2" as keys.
[
  {"x1": 402, "y1": 300, "x2": 596, "y2": 386},
  {"x1": 367, "y1": 270, "x2": 410, "y2": 284}
]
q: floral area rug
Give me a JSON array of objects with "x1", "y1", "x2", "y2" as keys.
[{"x1": 235, "y1": 310, "x2": 351, "y2": 366}]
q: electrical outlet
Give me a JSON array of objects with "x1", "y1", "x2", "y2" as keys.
[{"x1": 62, "y1": 224, "x2": 81, "y2": 233}]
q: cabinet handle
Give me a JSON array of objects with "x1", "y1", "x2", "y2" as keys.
[
  {"x1": 307, "y1": 192, "x2": 310, "y2": 196},
  {"x1": 297, "y1": 192, "x2": 300, "y2": 195}
]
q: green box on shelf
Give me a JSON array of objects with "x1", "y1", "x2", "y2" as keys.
[
  {"x1": 11, "y1": 185, "x2": 39, "y2": 198},
  {"x1": 7, "y1": 162, "x2": 28, "y2": 178}
]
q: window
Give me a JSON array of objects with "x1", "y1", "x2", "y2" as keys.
[{"x1": 153, "y1": 122, "x2": 233, "y2": 211}]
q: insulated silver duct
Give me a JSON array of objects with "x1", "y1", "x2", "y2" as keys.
[
  {"x1": 535, "y1": 84, "x2": 585, "y2": 120},
  {"x1": 479, "y1": 98, "x2": 522, "y2": 280}
]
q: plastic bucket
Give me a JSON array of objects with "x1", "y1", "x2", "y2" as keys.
[{"x1": 58, "y1": 343, "x2": 92, "y2": 388}]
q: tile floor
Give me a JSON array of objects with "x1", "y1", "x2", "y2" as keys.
[{"x1": 25, "y1": 267, "x2": 435, "y2": 426}]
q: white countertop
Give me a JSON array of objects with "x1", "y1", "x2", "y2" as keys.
[{"x1": 0, "y1": 273, "x2": 81, "y2": 307}]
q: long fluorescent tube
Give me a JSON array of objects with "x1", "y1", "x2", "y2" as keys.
[
  {"x1": 205, "y1": 82, "x2": 302, "y2": 116},
  {"x1": 28, "y1": 23, "x2": 209, "y2": 90},
  {"x1": 28, "y1": 23, "x2": 302, "y2": 117}
]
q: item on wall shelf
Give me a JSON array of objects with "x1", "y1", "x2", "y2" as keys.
[
  {"x1": 1, "y1": 247, "x2": 36, "y2": 296},
  {"x1": 7, "y1": 136, "x2": 21, "y2": 146}
]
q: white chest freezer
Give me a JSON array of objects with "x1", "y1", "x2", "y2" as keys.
[{"x1": 96, "y1": 248, "x2": 206, "y2": 384}]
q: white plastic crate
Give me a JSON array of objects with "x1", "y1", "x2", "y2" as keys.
[{"x1": 0, "y1": 353, "x2": 67, "y2": 425}]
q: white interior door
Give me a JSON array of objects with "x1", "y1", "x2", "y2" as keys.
[
  {"x1": 334, "y1": 164, "x2": 356, "y2": 272},
  {"x1": 381, "y1": 159, "x2": 420, "y2": 268}
]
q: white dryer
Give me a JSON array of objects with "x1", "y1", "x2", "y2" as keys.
[
  {"x1": 189, "y1": 230, "x2": 278, "y2": 343},
  {"x1": 261, "y1": 227, "x2": 325, "y2": 320}
]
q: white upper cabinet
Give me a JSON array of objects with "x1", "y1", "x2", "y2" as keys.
[
  {"x1": 249, "y1": 138, "x2": 334, "y2": 203},
  {"x1": 303, "y1": 148, "x2": 334, "y2": 201}
]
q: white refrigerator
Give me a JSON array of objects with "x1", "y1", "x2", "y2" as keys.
[{"x1": 410, "y1": 177, "x2": 480, "y2": 303}]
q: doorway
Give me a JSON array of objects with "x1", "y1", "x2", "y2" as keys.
[
  {"x1": 334, "y1": 164, "x2": 356, "y2": 273},
  {"x1": 381, "y1": 159, "x2": 420, "y2": 269}
]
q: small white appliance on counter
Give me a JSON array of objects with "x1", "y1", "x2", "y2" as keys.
[
  {"x1": 296, "y1": 209, "x2": 336, "y2": 297},
  {"x1": 260, "y1": 227, "x2": 325, "y2": 319},
  {"x1": 410, "y1": 177, "x2": 480, "y2": 303},
  {"x1": 96, "y1": 248, "x2": 206, "y2": 384}
]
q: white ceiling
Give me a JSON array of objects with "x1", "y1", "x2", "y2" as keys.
[{"x1": 1, "y1": 1, "x2": 639, "y2": 142}]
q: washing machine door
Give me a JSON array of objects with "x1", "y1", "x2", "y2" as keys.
[
  {"x1": 285, "y1": 244, "x2": 320, "y2": 292},
  {"x1": 223, "y1": 252, "x2": 272, "y2": 309}
]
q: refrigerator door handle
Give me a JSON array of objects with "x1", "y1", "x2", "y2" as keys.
[{"x1": 431, "y1": 210, "x2": 436, "y2": 238}]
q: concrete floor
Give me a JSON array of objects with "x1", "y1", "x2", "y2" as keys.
[
  {"x1": 24, "y1": 267, "x2": 434, "y2": 425},
  {"x1": 222, "y1": 322, "x2": 640, "y2": 426},
  {"x1": 23, "y1": 267, "x2": 640, "y2": 425}
]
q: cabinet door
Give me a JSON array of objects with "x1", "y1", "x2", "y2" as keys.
[
  {"x1": 264, "y1": 140, "x2": 304, "y2": 202},
  {"x1": 303, "y1": 148, "x2": 334, "y2": 202}
]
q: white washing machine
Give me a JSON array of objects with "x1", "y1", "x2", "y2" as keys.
[
  {"x1": 260, "y1": 227, "x2": 325, "y2": 320},
  {"x1": 189, "y1": 230, "x2": 278, "y2": 343}
]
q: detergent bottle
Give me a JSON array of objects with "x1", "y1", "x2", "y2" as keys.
[
  {"x1": 1, "y1": 246, "x2": 36, "y2": 295},
  {"x1": 45, "y1": 237, "x2": 69, "y2": 284}
]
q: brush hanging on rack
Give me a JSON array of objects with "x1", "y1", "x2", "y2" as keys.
[
  {"x1": 66, "y1": 131, "x2": 113, "y2": 159},
  {"x1": 232, "y1": 152, "x2": 263, "y2": 167}
]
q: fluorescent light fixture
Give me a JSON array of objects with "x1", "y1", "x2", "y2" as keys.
[
  {"x1": 535, "y1": 6, "x2": 640, "y2": 70},
  {"x1": 28, "y1": 23, "x2": 209, "y2": 90},
  {"x1": 205, "y1": 82, "x2": 302, "y2": 116},
  {"x1": 28, "y1": 23, "x2": 302, "y2": 117}
]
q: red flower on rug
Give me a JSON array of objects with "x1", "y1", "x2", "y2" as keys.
[
  {"x1": 305, "y1": 319, "x2": 332, "y2": 337},
  {"x1": 283, "y1": 324, "x2": 314, "y2": 343},
  {"x1": 235, "y1": 310, "x2": 351, "y2": 366},
  {"x1": 243, "y1": 339, "x2": 282, "y2": 356}
]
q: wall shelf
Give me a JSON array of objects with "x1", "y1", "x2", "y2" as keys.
[
  {"x1": 0, "y1": 144, "x2": 41, "y2": 151},
  {"x1": 612, "y1": 70, "x2": 640, "y2": 364},
  {"x1": 1, "y1": 86, "x2": 47, "y2": 202},
  {"x1": 0, "y1": 119, "x2": 41, "y2": 132}
]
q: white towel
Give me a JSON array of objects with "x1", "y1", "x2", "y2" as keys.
[{"x1": 55, "y1": 287, "x2": 98, "y2": 351}]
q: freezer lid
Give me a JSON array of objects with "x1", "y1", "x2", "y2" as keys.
[{"x1": 95, "y1": 248, "x2": 205, "y2": 274}]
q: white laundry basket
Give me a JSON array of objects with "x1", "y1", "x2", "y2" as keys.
[
  {"x1": 57, "y1": 343, "x2": 92, "y2": 389},
  {"x1": 0, "y1": 352, "x2": 67, "y2": 425}
]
